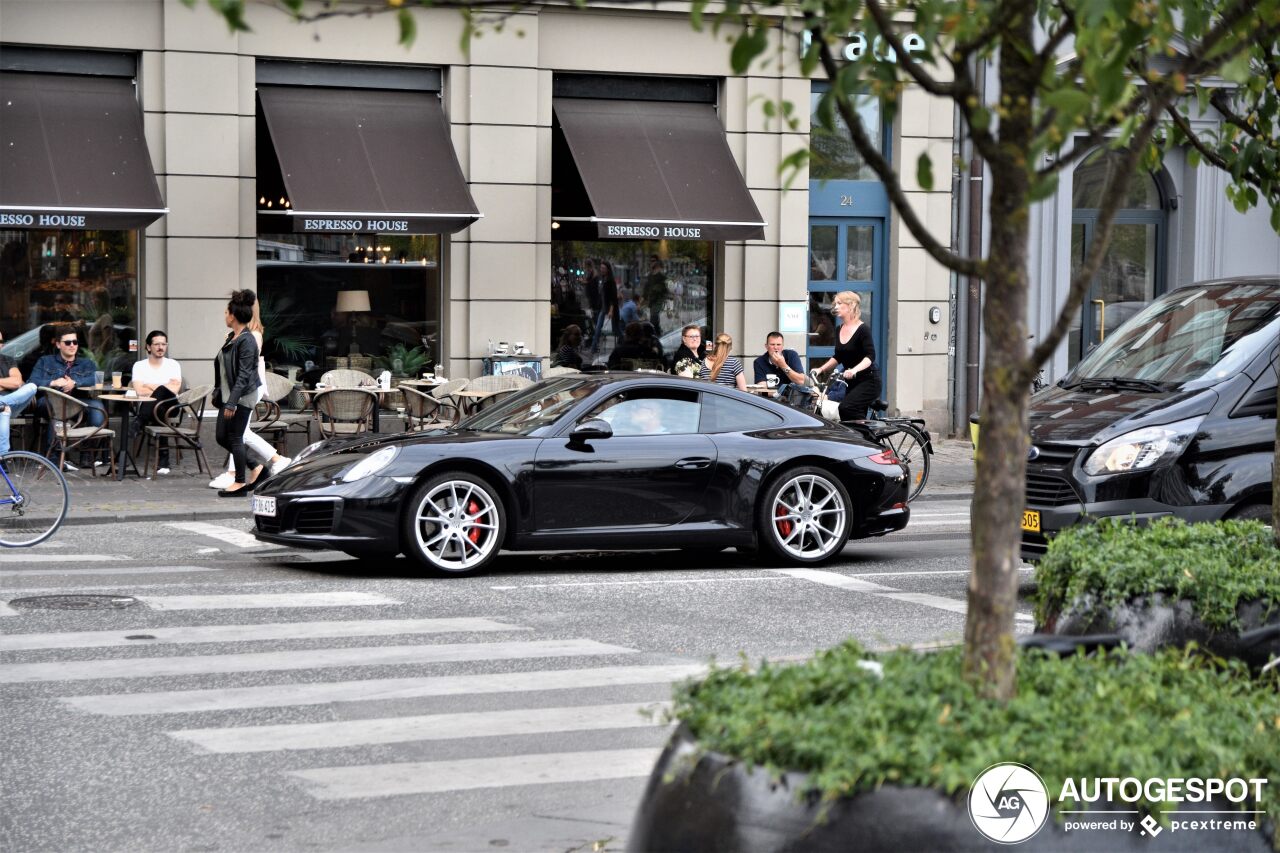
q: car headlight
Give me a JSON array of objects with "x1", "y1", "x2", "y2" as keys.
[
  {"x1": 341, "y1": 446, "x2": 400, "y2": 483},
  {"x1": 1083, "y1": 416, "x2": 1203, "y2": 475}
]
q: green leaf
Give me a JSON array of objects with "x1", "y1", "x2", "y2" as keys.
[
  {"x1": 1187, "y1": 148, "x2": 1201, "y2": 169},
  {"x1": 1220, "y1": 53, "x2": 1252, "y2": 86},
  {"x1": 690, "y1": 0, "x2": 707, "y2": 32},
  {"x1": 729, "y1": 26, "x2": 768, "y2": 74},
  {"x1": 1028, "y1": 172, "x2": 1060, "y2": 203},
  {"x1": 1042, "y1": 88, "x2": 1091, "y2": 122},
  {"x1": 397, "y1": 8, "x2": 416, "y2": 47},
  {"x1": 916, "y1": 152, "x2": 934, "y2": 191}
]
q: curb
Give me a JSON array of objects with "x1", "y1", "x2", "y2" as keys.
[{"x1": 64, "y1": 509, "x2": 252, "y2": 528}]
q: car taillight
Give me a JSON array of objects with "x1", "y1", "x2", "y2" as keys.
[{"x1": 868, "y1": 449, "x2": 900, "y2": 466}]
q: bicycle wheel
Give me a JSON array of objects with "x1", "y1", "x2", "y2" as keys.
[
  {"x1": 880, "y1": 424, "x2": 930, "y2": 502},
  {"x1": 0, "y1": 451, "x2": 70, "y2": 547}
]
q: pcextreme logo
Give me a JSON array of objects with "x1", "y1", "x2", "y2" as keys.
[{"x1": 968, "y1": 763, "x2": 1051, "y2": 844}]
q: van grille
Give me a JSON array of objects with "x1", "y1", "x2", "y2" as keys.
[
  {"x1": 1025, "y1": 472, "x2": 1080, "y2": 507},
  {"x1": 1029, "y1": 443, "x2": 1078, "y2": 467}
]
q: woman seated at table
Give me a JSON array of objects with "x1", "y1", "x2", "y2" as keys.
[
  {"x1": 698, "y1": 332, "x2": 748, "y2": 391},
  {"x1": 131, "y1": 330, "x2": 183, "y2": 474}
]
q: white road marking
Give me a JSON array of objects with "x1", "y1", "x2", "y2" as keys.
[
  {"x1": 165, "y1": 522, "x2": 279, "y2": 550},
  {"x1": 0, "y1": 639, "x2": 636, "y2": 684},
  {"x1": 773, "y1": 568, "x2": 1035, "y2": 622},
  {"x1": 64, "y1": 663, "x2": 707, "y2": 716},
  {"x1": 906, "y1": 519, "x2": 974, "y2": 527},
  {"x1": 171, "y1": 701, "x2": 671, "y2": 754},
  {"x1": 846, "y1": 568, "x2": 1035, "y2": 578},
  {"x1": 0, "y1": 600, "x2": 18, "y2": 617},
  {"x1": 492, "y1": 576, "x2": 792, "y2": 590},
  {"x1": 0, "y1": 617, "x2": 527, "y2": 652},
  {"x1": 0, "y1": 580, "x2": 310, "y2": 595},
  {"x1": 196, "y1": 548, "x2": 220, "y2": 554},
  {"x1": 0, "y1": 565, "x2": 221, "y2": 579},
  {"x1": 135, "y1": 592, "x2": 398, "y2": 611},
  {"x1": 0, "y1": 554, "x2": 127, "y2": 563},
  {"x1": 289, "y1": 748, "x2": 663, "y2": 799}
]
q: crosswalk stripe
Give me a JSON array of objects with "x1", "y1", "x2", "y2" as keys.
[
  {"x1": 165, "y1": 522, "x2": 279, "y2": 550},
  {"x1": 0, "y1": 566, "x2": 222, "y2": 579},
  {"x1": 171, "y1": 701, "x2": 672, "y2": 754},
  {"x1": 289, "y1": 748, "x2": 663, "y2": 799},
  {"x1": 133, "y1": 592, "x2": 398, "y2": 611},
  {"x1": 0, "y1": 601, "x2": 18, "y2": 617},
  {"x1": 62, "y1": 663, "x2": 707, "y2": 716},
  {"x1": 773, "y1": 568, "x2": 1036, "y2": 622},
  {"x1": 0, "y1": 554, "x2": 127, "y2": 563},
  {"x1": 0, "y1": 617, "x2": 527, "y2": 652},
  {"x1": 0, "y1": 639, "x2": 636, "y2": 684}
]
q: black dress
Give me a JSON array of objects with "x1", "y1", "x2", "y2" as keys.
[{"x1": 834, "y1": 323, "x2": 881, "y2": 420}]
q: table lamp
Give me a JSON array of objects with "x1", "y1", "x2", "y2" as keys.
[{"x1": 335, "y1": 290, "x2": 371, "y2": 355}]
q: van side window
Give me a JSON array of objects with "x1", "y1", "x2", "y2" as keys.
[{"x1": 1232, "y1": 358, "x2": 1278, "y2": 419}]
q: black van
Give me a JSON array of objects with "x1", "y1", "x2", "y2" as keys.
[{"x1": 1022, "y1": 277, "x2": 1278, "y2": 561}]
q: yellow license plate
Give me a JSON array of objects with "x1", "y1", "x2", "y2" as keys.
[{"x1": 1021, "y1": 510, "x2": 1041, "y2": 533}]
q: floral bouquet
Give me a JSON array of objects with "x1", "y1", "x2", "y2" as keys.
[{"x1": 673, "y1": 356, "x2": 701, "y2": 378}]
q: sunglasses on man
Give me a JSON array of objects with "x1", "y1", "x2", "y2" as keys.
[{"x1": 59, "y1": 339, "x2": 80, "y2": 347}]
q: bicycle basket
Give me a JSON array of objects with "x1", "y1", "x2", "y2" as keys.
[{"x1": 778, "y1": 382, "x2": 818, "y2": 412}]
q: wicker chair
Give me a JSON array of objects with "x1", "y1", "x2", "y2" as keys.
[
  {"x1": 400, "y1": 385, "x2": 460, "y2": 431},
  {"x1": 312, "y1": 388, "x2": 377, "y2": 438},
  {"x1": 464, "y1": 374, "x2": 534, "y2": 414},
  {"x1": 253, "y1": 372, "x2": 313, "y2": 452},
  {"x1": 41, "y1": 388, "x2": 116, "y2": 476},
  {"x1": 141, "y1": 384, "x2": 213, "y2": 476},
  {"x1": 319, "y1": 368, "x2": 375, "y2": 389}
]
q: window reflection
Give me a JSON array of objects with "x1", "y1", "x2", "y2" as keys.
[
  {"x1": 809, "y1": 226, "x2": 837, "y2": 281},
  {"x1": 846, "y1": 226, "x2": 874, "y2": 281},
  {"x1": 810, "y1": 92, "x2": 881, "y2": 182}
]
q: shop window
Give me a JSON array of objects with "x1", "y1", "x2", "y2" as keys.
[
  {"x1": 551, "y1": 240, "x2": 714, "y2": 369},
  {"x1": 255, "y1": 233, "x2": 441, "y2": 383},
  {"x1": 0, "y1": 229, "x2": 138, "y2": 377},
  {"x1": 809, "y1": 91, "x2": 881, "y2": 182}
]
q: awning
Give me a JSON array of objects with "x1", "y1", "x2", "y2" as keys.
[
  {"x1": 553, "y1": 99, "x2": 766, "y2": 241},
  {"x1": 0, "y1": 72, "x2": 167, "y2": 230},
  {"x1": 257, "y1": 85, "x2": 480, "y2": 235}
]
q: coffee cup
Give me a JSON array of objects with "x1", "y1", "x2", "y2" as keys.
[
  {"x1": 125, "y1": 389, "x2": 138, "y2": 398},
  {"x1": 423, "y1": 372, "x2": 435, "y2": 381},
  {"x1": 766, "y1": 375, "x2": 779, "y2": 389}
]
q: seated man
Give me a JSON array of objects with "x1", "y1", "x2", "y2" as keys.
[
  {"x1": 753, "y1": 331, "x2": 806, "y2": 387},
  {"x1": 130, "y1": 330, "x2": 183, "y2": 473},
  {"x1": 30, "y1": 326, "x2": 106, "y2": 465},
  {"x1": 0, "y1": 330, "x2": 39, "y2": 455}
]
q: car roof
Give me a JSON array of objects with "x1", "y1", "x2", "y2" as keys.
[
  {"x1": 562, "y1": 371, "x2": 823, "y2": 425},
  {"x1": 1170, "y1": 275, "x2": 1280, "y2": 291}
]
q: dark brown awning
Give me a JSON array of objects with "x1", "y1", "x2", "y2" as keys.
[
  {"x1": 553, "y1": 99, "x2": 765, "y2": 241},
  {"x1": 0, "y1": 72, "x2": 167, "y2": 230},
  {"x1": 258, "y1": 85, "x2": 479, "y2": 235}
]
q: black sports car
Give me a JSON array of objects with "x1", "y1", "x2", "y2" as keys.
[{"x1": 251, "y1": 374, "x2": 910, "y2": 574}]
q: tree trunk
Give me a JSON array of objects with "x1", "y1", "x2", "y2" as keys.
[
  {"x1": 962, "y1": 5, "x2": 1036, "y2": 701},
  {"x1": 1273, "y1": 378, "x2": 1278, "y2": 547}
]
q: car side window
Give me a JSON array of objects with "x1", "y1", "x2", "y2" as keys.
[
  {"x1": 584, "y1": 388, "x2": 700, "y2": 436},
  {"x1": 699, "y1": 393, "x2": 785, "y2": 433}
]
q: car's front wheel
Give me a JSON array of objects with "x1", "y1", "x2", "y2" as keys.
[
  {"x1": 757, "y1": 466, "x2": 852, "y2": 565},
  {"x1": 402, "y1": 472, "x2": 506, "y2": 576}
]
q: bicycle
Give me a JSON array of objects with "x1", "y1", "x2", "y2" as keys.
[
  {"x1": 782, "y1": 371, "x2": 933, "y2": 502},
  {"x1": 0, "y1": 450, "x2": 70, "y2": 547}
]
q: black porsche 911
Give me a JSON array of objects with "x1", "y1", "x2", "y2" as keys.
[{"x1": 251, "y1": 373, "x2": 910, "y2": 574}]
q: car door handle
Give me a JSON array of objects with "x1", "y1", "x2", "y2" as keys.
[{"x1": 675, "y1": 457, "x2": 712, "y2": 470}]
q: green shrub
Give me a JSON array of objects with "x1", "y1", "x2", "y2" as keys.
[
  {"x1": 1034, "y1": 518, "x2": 1280, "y2": 630},
  {"x1": 673, "y1": 643, "x2": 1279, "y2": 834},
  {"x1": 374, "y1": 343, "x2": 430, "y2": 377}
]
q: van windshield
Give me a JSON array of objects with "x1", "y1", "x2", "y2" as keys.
[{"x1": 1069, "y1": 282, "x2": 1280, "y2": 388}]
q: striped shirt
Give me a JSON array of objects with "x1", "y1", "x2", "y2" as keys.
[{"x1": 699, "y1": 356, "x2": 743, "y2": 387}]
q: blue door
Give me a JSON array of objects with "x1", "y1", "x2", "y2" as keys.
[{"x1": 806, "y1": 217, "x2": 887, "y2": 377}]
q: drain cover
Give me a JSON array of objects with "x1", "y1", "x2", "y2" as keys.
[{"x1": 8, "y1": 594, "x2": 139, "y2": 611}]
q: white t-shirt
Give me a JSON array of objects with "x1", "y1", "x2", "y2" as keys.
[{"x1": 132, "y1": 357, "x2": 182, "y2": 389}]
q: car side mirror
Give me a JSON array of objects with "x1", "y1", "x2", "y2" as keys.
[{"x1": 570, "y1": 418, "x2": 613, "y2": 441}]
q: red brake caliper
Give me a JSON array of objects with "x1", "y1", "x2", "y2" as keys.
[
  {"x1": 467, "y1": 499, "x2": 484, "y2": 544},
  {"x1": 775, "y1": 503, "x2": 792, "y2": 538}
]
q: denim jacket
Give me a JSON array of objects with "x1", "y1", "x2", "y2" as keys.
[{"x1": 30, "y1": 354, "x2": 97, "y2": 390}]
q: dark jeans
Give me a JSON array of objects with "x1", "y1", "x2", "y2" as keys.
[
  {"x1": 133, "y1": 386, "x2": 178, "y2": 468},
  {"x1": 215, "y1": 405, "x2": 253, "y2": 483}
]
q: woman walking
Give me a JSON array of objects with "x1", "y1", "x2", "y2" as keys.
[
  {"x1": 814, "y1": 290, "x2": 880, "y2": 420},
  {"x1": 213, "y1": 290, "x2": 261, "y2": 496},
  {"x1": 698, "y1": 332, "x2": 748, "y2": 391}
]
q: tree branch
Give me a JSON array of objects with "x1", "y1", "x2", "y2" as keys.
[{"x1": 861, "y1": 0, "x2": 957, "y2": 98}]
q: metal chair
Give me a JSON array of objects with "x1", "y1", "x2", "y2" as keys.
[
  {"x1": 400, "y1": 385, "x2": 460, "y2": 431},
  {"x1": 464, "y1": 374, "x2": 534, "y2": 414},
  {"x1": 41, "y1": 388, "x2": 116, "y2": 477},
  {"x1": 141, "y1": 384, "x2": 213, "y2": 476},
  {"x1": 312, "y1": 388, "x2": 377, "y2": 438},
  {"x1": 253, "y1": 372, "x2": 313, "y2": 452},
  {"x1": 319, "y1": 368, "x2": 375, "y2": 389}
]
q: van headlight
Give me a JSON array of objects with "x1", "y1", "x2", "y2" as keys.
[
  {"x1": 1083, "y1": 416, "x2": 1203, "y2": 475},
  {"x1": 342, "y1": 446, "x2": 400, "y2": 482}
]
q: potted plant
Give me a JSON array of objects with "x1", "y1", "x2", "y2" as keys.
[
  {"x1": 631, "y1": 643, "x2": 1279, "y2": 852},
  {"x1": 1035, "y1": 518, "x2": 1280, "y2": 669}
]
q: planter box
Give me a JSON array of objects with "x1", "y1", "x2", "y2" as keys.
[
  {"x1": 1040, "y1": 594, "x2": 1280, "y2": 669},
  {"x1": 630, "y1": 726, "x2": 1275, "y2": 852}
]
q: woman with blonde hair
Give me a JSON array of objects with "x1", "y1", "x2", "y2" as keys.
[
  {"x1": 698, "y1": 332, "x2": 748, "y2": 391},
  {"x1": 815, "y1": 290, "x2": 880, "y2": 420}
]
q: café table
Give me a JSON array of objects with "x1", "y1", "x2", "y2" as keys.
[
  {"x1": 744, "y1": 384, "x2": 779, "y2": 398},
  {"x1": 452, "y1": 388, "x2": 503, "y2": 416},
  {"x1": 94, "y1": 391, "x2": 154, "y2": 480}
]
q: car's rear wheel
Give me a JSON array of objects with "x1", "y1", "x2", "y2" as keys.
[
  {"x1": 1229, "y1": 502, "x2": 1273, "y2": 524},
  {"x1": 402, "y1": 472, "x2": 506, "y2": 576},
  {"x1": 757, "y1": 466, "x2": 852, "y2": 565}
]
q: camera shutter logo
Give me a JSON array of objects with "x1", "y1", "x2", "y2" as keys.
[{"x1": 968, "y1": 763, "x2": 1051, "y2": 844}]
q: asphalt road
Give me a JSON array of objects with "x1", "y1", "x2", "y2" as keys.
[{"x1": 0, "y1": 501, "x2": 1035, "y2": 852}]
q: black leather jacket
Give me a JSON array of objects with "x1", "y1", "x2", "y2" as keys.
[{"x1": 213, "y1": 329, "x2": 259, "y2": 411}]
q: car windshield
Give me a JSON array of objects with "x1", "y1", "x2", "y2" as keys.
[
  {"x1": 459, "y1": 377, "x2": 596, "y2": 435},
  {"x1": 1070, "y1": 283, "x2": 1280, "y2": 388}
]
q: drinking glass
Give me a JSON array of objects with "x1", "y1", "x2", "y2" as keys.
[
  {"x1": 94, "y1": 371, "x2": 105, "y2": 387},
  {"x1": 111, "y1": 372, "x2": 122, "y2": 389}
]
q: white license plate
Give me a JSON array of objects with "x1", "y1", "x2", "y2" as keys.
[{"x1": 253, "y1": 496, "x2": 277, "y2": 517}]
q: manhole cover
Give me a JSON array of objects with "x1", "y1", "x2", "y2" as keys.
[{"x1": 8, "y1": 594, "x2": 139, "y2": 611}]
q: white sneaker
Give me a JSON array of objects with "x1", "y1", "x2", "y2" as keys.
[
  {"x1": 269, "y1": 456, "x2": 293, "y2": 475},
  {"x1": 62, "y1": 460, "x2": 79, "y2": 472},
  {"x1": 156, "y1": 467, "x2": 170, "y2": 475},
  {"x1": 208, "y1": 471, "x2": 234, "y2": 489}
]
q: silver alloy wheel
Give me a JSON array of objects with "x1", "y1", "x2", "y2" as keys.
[
  {"x1": 411, "y1": 479, "x2": 501, "y2": 572},
  {"x1": 769, "y1": 473, "x2": 848, "y2": 561}
]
